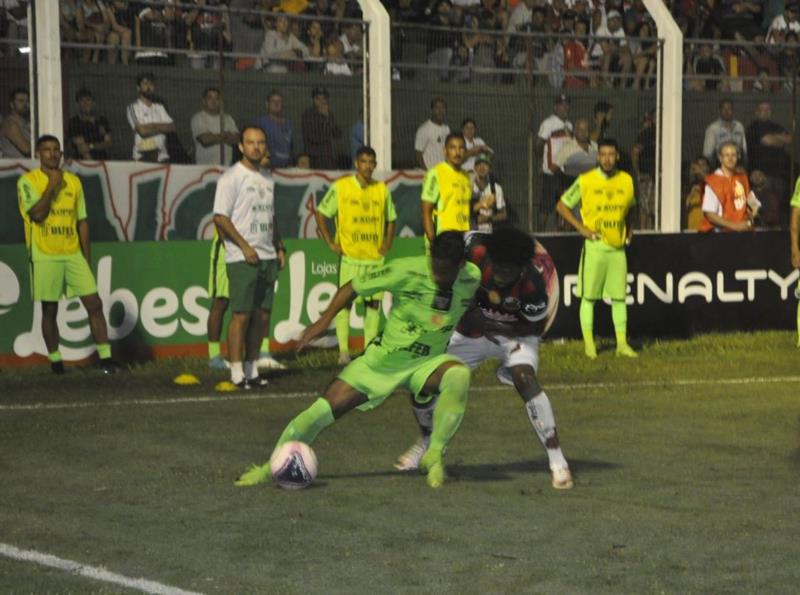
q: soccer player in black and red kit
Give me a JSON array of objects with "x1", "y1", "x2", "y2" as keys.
[{"x1": 395, "y1": 228, "x2": 573, "y2": 489}]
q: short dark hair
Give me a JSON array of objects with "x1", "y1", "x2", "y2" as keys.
[
  {"x1": 445, "y1": 132, "x2": 465, "y2": 146},
  {"x1": 136, "y1": 72, "x2": 155, "y2": 86},
  {"x1": 239, "y1": 126, "x2": 266, "y2": 144},
  {"x1": 9, "y1": 87, "x2": 28, "y2": 102},
  {"x1": 355, "y1": 145, "x2": 376, "y2": 159},
  {"x1": 598, "y1": 137, "x2": 619, "y2": 151},
  {"x1": 75, "y1": 88, "x2": 93, "y2": 102},
  {"x1": 431, "y1": 96, "x2": 447, "y2": 109},
  {"x1": 267, "y1": 90, "x2": 282, "y2": 102},
  {"x1": 461, "y1": 117, "x2": 476, "y2": 129},
  {"x1": 203, "y1": 86, "x2": 221, "y2": 98},
  {"x1": 486, "y1": 228, "x2": 535, "y2": 268},
  {"x1": 431, "y1": 231, "x2": 466, "y2": 266},
  {"x1": 719, "y1": 97, "x2": 733, "y2": 109},
  {"x1": 594, "y1": 101, "x2": 612, "y2": 116},
  {"x1": 35, "y1": 134, "x2": 61, "y2": 150}
]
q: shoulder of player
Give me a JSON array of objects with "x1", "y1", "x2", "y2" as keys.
[{"x1": 62, "y1": 170, "x2": 83, "y2": 187}]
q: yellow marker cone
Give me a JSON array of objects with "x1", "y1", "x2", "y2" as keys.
[
  {"x1": 173, "y1": 373, "x2": 201, "y2": 386},
  {"x1": 215, "y1": 380, "x2": 238, "y2": 392}
]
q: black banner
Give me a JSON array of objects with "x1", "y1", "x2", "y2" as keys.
[{"x1": 541, "y1": 230, "x2": 799, "y2": 339}]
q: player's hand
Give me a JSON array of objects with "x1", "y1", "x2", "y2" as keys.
[
  {"x1": 625, "y1": 232, "x2": 633, "y2": 246},
  {"x1": 580, "y1": 226, "x2": 599, "y2": 241},
  {"x1": 295, "y1": 317, "x2": 329, "y2": 353},
  {"x1": 732, "y1": 220, "x2": 752, "y2": 232},
  {"x1": 277, "y1": 248, "x2": 286, "y2": 270},
  {"x1": 243, "y1": 245, "x2": 260, "y2": 265},
  {"x1": 329, "y1": 242, "x2": 343, "y2": 255},
  {"x1": 379, "y1": 243, "x2": 390, "y2": 256},
  {"x1": 47, "y1": 169, "x2": 64, "y2": 189}
]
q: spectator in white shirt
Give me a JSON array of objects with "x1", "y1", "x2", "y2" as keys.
[
  {"x1": 766, "y1": 2, "x2": 800, "y2": 45},
  {"x1": 470, "y1": 154, "x2": 507, "y2": 232},
  {"x1": 414, "y1": 97, "x2": 450, "y2": 169},
  {"x1": 324, "y1": 38, "x2": 353, "y2": 76},
  {"x1": 592, "y1": 10, "x2": 631, "y2": 87},
  {"x1": 126, "y1": 72, "x2": 176, "y2": 163},
  {"x1": 191, "y1": 87, "x2": 239, "y2": 166},
  {"x1": 461, "y1": 117, "x2": 493, "y2": 173}
]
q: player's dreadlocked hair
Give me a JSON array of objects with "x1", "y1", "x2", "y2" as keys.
[
  {"x1": 431, "y1": 231, "x2": 466, "y2": 266},
  {"x1": 486, "y1": 227, "x2": 535, "y2": 267}
]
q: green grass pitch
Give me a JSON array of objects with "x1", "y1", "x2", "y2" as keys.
[{"x1": 1, "y1": 331, "x2": 799, "y2": 594}]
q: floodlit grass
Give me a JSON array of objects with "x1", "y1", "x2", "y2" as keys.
[{"x1": 1, "y1": 332, "x2": 799, "y2": 594}]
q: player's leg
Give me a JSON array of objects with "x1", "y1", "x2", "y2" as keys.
[
  {"x1": 207, "y1": 297, "x2": 229, "y2": 369},
  {"x1": 254, "y1": 259, "x2": 286, "y2": 371},
  {"x1": 243, "y1": 308, "x2": 268, "y2": 385},
  {"x1": 606, "y1": 249, "x2": 637, "y2": 357},
  {"x1": 395, "y1": 332, "x2": 495, "y2": 471},
  {"x1": 68, "y1": 253, "x2": 117, "y2": 372},
  {"x1": 33, "y1": 260, "x2": 65, "y2": 373},
  {"x1": 795, "y1": 280, "x2": 799, "y2": 347},
  {"x1": 577, "y1": 243, "x2": 605, "y2": 359},
  {"x1": 335, "y1": 258, "x2": 357, "y2": 364},
  {"x1": 208, "y1": 237, "x2": 230, "y2": 368},
  {"x1": 363, "y1": 299, "x2": 381, "y2": 348},
  {"x1": 41, "y1": 301, "x2": 63, "y2": 374},
  {"x1": 235, "y1": 375, "x2": 370, "y2": 487},
  {"x1": 227, "y1": 262, "x2": 258, "y2": 386},
  {"x1": 416, "y1": 361, "x2": 472, "y2": 488}
]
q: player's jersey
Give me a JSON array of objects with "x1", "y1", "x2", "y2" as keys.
[
  {"x1": 316, "y1": 175, "x2": 397, "y2": 261},
  {"x1": 352, "y1": 255, "x2": 481, "y2": 369},
  {"x1": 457, "y1": 232, "x2": 559, "y2": 338},
  {"x1": 560, "y1": 167, "x2": 635, "y2": 249},
  {"x1": 17, "y1": 168, "x2": 87, "y2": 259},
  {"x1": 421, "y1": 161, "x2": 472, "y2": 234}
]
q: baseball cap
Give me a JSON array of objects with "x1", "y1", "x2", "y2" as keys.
[
  {"x1": 311, "y1": 86, "x2": 329, "y2": 98},
  {"x1": 788, "y1": 2, "x2": 799, "y2": 11},
  {"x1": 475, "y1": 154, "x2": 492, "y2": 167},
  {"x1": 607, "y1": 9, "x2": 622, "y2": 19},
  {"x1": 555, "y1": 94, "x2": 570, "y2": 105}
]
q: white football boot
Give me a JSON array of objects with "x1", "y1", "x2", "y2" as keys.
[
  {"x1": 393, "y1": 436, "x2": 430, "y2": 471},
  {"x1": 257, "y1": 353, "x2": 287, "y2": 370},
  {"x1": 550, "y1": 465, "x2": 574, "y2": 490}
]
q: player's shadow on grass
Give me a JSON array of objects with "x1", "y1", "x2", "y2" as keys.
[{"x1": 325, "y1": 458, "x2": 620, "y2": 483}]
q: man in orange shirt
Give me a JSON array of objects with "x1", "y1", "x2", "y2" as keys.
[{"x1": 700, "y1": 141, "x2": 760, "y2": 232}]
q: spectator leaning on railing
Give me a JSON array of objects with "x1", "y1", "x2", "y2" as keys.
[
  {"x1": 255, "y1": 91, "x2": 295, "y2": 169},
  {"x1": 0, "y1": 87, "x2": 31, "y2": 159},
  {"x1": 415, "y1": 97, "x2": 451, "y2": 170},
  {"x1": 703, "y1": 98, "x2": 747, "y2": 167},
  {"x1": 67, "y1": 88, "x2": 113, "y2": 161},
  {"x1": 301, "y1": 86, "x2": 343, "y2": 170},
  {"x1": 256, "y1": 12, "x2": 309, "y2": 73},
  {"x1": 191, "y1": 87, "x2": 239, "y2": 166},
  {"x1": 126, "y1": 72, "x2": 176, "y2": 163},
  {"x1": 700, "y1": 141, "x2": 761, "y2": 232}
]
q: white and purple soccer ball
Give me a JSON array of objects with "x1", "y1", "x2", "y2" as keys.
[{"x1": 270, "y1": 441, "x2": 318, "y2": 490}]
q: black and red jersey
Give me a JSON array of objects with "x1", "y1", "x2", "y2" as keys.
[{"x1": 457, "y1": 232, "x2": 560, "y2": 337}]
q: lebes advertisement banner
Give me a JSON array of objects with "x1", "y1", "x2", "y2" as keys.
[
  {"x1": 0, "y1": 239, "x2": 425, "y2": 366},
  {"x1": 0, "y1": 159, "x2": 425, "y2": 244}
]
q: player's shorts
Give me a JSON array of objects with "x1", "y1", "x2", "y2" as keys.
[
  {"x1": 340, "y1": 255, "x2": 383, "y2": 303},
  {"x1": 338, "y1": 351, "x2": 464, "y2": 411},
  {"x1": 447, "y1": 330, "x2": 540, "y2": 386},
  {"x1": 30, "y1": 252, "x2": 98, "y2": 302},
  {"x1": 208, "y1": 236, "x2": 229, "y2": 299},
  {"x1": 576, "y1": 239, "x2": 628, "y2": 301},
  {"x1": 227, "y1": 259, "x2": 277, "y2": 312}
]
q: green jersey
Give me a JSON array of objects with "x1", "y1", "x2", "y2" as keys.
[{"x1": 351, "y1": 255, "x2": 480, "y2": 369}]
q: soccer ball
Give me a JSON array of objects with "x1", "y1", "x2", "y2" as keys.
[{"x1": 270, "y1": 441, "x2": 318, "y2": 490}]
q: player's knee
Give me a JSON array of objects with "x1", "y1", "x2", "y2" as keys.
[
  {"x1": 441, "y1": 364, "x2": 470, "y2": 397},
  {"x1": 82, "y1": 294, "x2": 103, "y2": 315},
  {"x1": 365, "y1": 300, "x2": 380, "y2": 310}
]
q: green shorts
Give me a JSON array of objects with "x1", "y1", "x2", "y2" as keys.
[
  {"x1": 577, "y1": 239, "x2": 628, "y2": 301},
  {"x1": 340, "y1": 256, "x2": 383, "y2": 303},
  {"x1": 338, "y1": 351, "x2": 463, "y2": 411},
  {"x1": 227, "y1": 259, "x2": 277, "y2": 313},
  {"x1": 208, "y1": 237, "x2": 229, "y2": 299},
  {"x1": 30, "y1": 252, "x2": 98, "y2": 302}
]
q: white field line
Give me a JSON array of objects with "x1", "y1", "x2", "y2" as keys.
[
  {"x1": 1, "y1": 375, "x2": 799, "y2": 413},
  {"x1": 0, "y1": 543, "x2": 203, "y2": 595}
]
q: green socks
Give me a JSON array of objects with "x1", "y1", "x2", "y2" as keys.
[
  {"x1": 273, "y1": 398, "x2": 335, "y2": 453},
  {"x1": 260, "y1": 338, "x2": 270, "y2": 355},
  {"x1": 96, "y1": 343, "x2": 111, "y2": 360},
  {"x1": 579, "y1": 299, "x2": 596, "y2": 359},
  {"x1": 335, "y1": 309, "x2": 350, "y2": 355},
  {"x1": 796, "y1": 300, "x2": 800, "y2": 347},
  {"x1": 364, "y1": 306, "x2": 380, "y2": 347},
  {"x1": 428, "y1": 365, "x2": 471, "y2": 455},
  {"x1": 208, "y1": 341, "x2": 221, "y2": 359},
  {"x1": 48, "y1": 351, "x2": 62, "y2": 363}
]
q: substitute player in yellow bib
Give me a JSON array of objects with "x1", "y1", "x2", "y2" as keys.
[
  {"x1": 316, "y1": 146, "x2": 397, "y2": 364},
  {"x1": 421, "y1": 132, "x2": 471, "y2": 243},
  {"x1": 556, "y1": 138, "x2": 637, "y2": 359},
  {"x1": 17, "y1": 135, "x2": 118, "y2": 374}
]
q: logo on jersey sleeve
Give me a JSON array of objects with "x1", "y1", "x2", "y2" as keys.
[{"x1": 521, "y1": 299, "x2": 548, "y2": 321}]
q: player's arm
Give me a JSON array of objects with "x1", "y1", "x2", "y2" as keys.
[
  {"x1": 26, "y1": 170, "x2": 63, "y2": 223},
  {"x1": 381, "y1": 221, "x2": 396, "y2": 256},
  {"x1": 273, "y1": 213, "x2": 286, "y2": 269},
  {"x1": 213, "y1": 214, "x2": 259, "y2": 264},
  {"x1": 704, "y1": 211, "x2": 751, "y2": 231},
  {"x1": 78, "y1": 219, "x2": 91, "y2": 263},
  {"x1": 315, "y1": 186, "x2": 342, "y2": 254},
  {"x1": 296, "y1": 282, "x2": 357, "y2": 352},
  {"x1": 556, "y1": 179, "x2": 597, "y2": 240},
  {"x1": 790, "y1": 206, "x2": 800, "y2": 269},
  {"x1": 625, "y1": 201, "x2": 636, "y2": 245},
  {"x1": 421, "y1": 169, "x2": 439, "y2": 243}
]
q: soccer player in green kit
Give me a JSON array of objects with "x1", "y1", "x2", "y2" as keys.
[
  {"x1": 556, "y1": 138, "x2": 638, "y2": 359},
  {"x1": 790, "y1": 177, "x2": 800, "y2": 346},
  {"x1": 235, "y1": 231, "x2": 481, "y2": 488}
]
